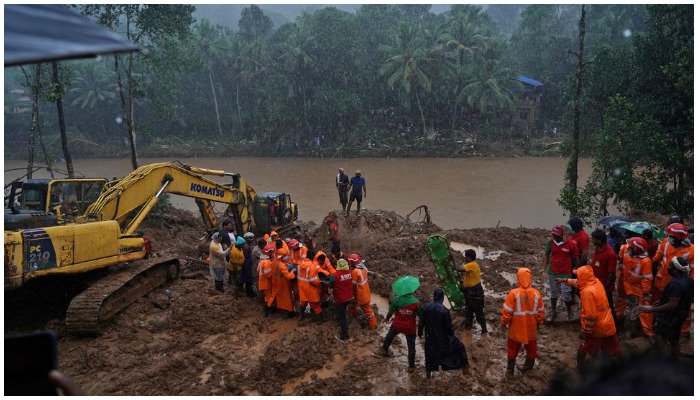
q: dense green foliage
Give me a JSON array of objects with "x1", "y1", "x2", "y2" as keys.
[
  {"x1": 4, "y1": 4, "x2": 692, "y2": 217},
  {"x1": 557, "y1": 4, "x2": 693, "y2": 219}
]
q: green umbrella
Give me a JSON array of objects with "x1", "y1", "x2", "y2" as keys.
[
  {"x1": 391, "y1": 275, "x2": 420, "y2": 296},
  {"x1": 615, "y1": 221, "x2": 665, "y2": 239}
]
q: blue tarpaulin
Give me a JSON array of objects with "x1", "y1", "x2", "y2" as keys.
[{"x1": 514, "y1": 75, "x2": 544, "y2": 87}]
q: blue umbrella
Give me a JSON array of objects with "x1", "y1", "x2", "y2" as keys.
[{"x1": 614, "y1": 221, "x2": 665, "y2": 239}]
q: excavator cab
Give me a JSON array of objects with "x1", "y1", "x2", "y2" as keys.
[
  {"x1": 253, "y1": 192, "x2": 298, "y2": 236},
  {"x1": 4, "y1": 178, "x2": 108, "y2": 229}
]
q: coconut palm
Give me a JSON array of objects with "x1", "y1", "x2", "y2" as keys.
[
  {"x1": 459, "y1": 38, "x2": 516, "y2": 116},
  {"x1": 69, "y1": 61, "x2": 118, "y2": 109},
  {"x1": 379, "y1": 23, "x2": 436, "y2": 134}
]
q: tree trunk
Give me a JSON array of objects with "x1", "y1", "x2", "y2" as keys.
[
  {"x1": 415, "y1": 89, "x2": 427, "y2": 135},
  {"x1": 236, "y1": 84, "x2": 243, "y2": 139},
  {"x1": 566, "y1": 5, "x2": 586, "y2": 196},
  {"x1": 37, "y1": 123, "x2": 55, "y2": 179},
  {"x1": 25, "y1": 65, "x2": 42, "y2": 180},
  {"x1": 52, "y1": 61, "x2": 74, "y2": 178},
  {"x1": 208, "y1": 68, "x2": 223, "y2": 138}
]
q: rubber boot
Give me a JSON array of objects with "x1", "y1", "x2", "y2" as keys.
[
  {"x1": 245, "y1": 283, "x2": 256, "y2": 298},
  {"x1": 506, "y1": 359, "x2": 516, "y2": 377},
  {"x1": 546, "y1": 298, "x2": 558, "y2": 322},
  {"x1": 264, "y1": 305, "x2": 270, "y2": 318},
  {"x1": 518, "y1": 358, "x2": 535, "y2": 372},
  {"x1": 215, "y1": 280, "x2": 224, "y2": 293},
  {"x1": 480, "y1": 322, "x2": 488, "y2": 335},
  {"x1": 314, "y1": 312, "x2": 325, "y2": 324},
  {"x1": 565, "y1": 301, "x2": 576, "y2": 322},
  {"x1": 299, "y1": 310, "x2": 306, "y2": 321}
]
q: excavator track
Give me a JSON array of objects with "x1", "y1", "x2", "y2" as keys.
[{"x1": 65, "y1": 258, "x2": 181, "y2": 335}]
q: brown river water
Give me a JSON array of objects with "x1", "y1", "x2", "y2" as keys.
[{"x1": 4, "y1": 157, "x2": 593, "y2": 230}]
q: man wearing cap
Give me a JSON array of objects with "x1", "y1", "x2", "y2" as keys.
[
  {"x1": 335, "y1": 167, "x2": 350, "y2": 211},
  {"x1": 542, "y1": 225, "x2": 579, "y2": 322},
  {"x1": 639, "y1": 256, "x2": 693, "y2": 357},
  {"x1": 346, "y1": 169, "x2": 366, "y2": 215},
  {"x1": 329, "y1": 259, "x2": 355, "y2": 342}
]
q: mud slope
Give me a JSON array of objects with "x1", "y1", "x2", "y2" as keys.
[{"x1": 8, "y1": 207, "x2": 693, "y2": 395}]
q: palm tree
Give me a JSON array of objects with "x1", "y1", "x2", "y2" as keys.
[
  {"x1": 193, "y1": 20, "x2": 227, "y2": 138},
  {"x1": 69, "y1": 61, "x2": 118, "y2": 109},
  {"x1": 379, "y1": 23, "x2": 436, "y2": 135},
  {"x1": 459, "y1": 39, "x2": 516, "y2": 116},
  {"x1": 439, "y1": 8, "x2": 490, "y2": 128}
]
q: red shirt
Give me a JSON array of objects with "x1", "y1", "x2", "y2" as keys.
[
  {"x1": 548, "y1": 237, "x2": 579, "y2": 276},
  {"x1": 329, "y1": 223, "x2": 339, "y2": 243},
  {"x1": 591, "y1": 243, "x2": 617, "y2": 293},
  {"x1": 392, "y1": 301, "x2": 420, "y2": 335},
  {"x1": 572, "y1": 229, "x2": 590, "y2": 261}
]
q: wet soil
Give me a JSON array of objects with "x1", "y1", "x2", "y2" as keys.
[{"x1": 5, "y1": 207, "x2": 693, "y2": 395}]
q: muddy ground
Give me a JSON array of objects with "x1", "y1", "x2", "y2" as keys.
[{"x1": 4, "y1": 207, "x2": 693, "y2": 395}]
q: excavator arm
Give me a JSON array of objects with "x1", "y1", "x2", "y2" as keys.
[{"x1": 81, "y1": 162, "x2": 256, "y2": 236}]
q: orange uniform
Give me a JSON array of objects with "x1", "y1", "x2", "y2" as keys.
[
  {"x1": 313, "y1": 251, "x2": 335, "y2": 304},
  {"x1": 257, "y1": 257, "x2": 274, "y2": 303},
  {"x1": 501, "y1": 268, "x2": 545, "y2": 345},
  {"x1": 289, "y1": 245, "x2": 308, "y2": 266},
  {"x1": 297, "y1": 259, "x2": 321, "y2": 314},
  {"x1": 567, "y1": 266, "x2": 617, "y2": 338},
  {"x1": 351, "y1": 263, "x2": 377, "y2": 329},
  {"x1": 615, "y1": 252, "x2": 654, "y2": 336},
  {"x1": 653, "y1": 240, "x2": 694, "y2": 335},
  {"x1": 267, "y1": 258, "x2": 297, "y2": 312}
]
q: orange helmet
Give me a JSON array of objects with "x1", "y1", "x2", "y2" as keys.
[
  {"x1": 665, "y1": 223, "x2": 688, "y2": 240},
  {"x1": 289, "y1": 239, "x2": 300, "y2": 249},
  {"x1": 347, "y1": 253, "x2": 363, "y2": 265},
  {"x1": 627, "y1": 237, "x2": 648, "y2": 255},
  {"x1": 262, "y1": 244, "x2": 276, "y2": 255}
]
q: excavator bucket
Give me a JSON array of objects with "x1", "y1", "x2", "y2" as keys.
[{"x1": 426, "y1": 234, "x2": 465, "y2": 309}]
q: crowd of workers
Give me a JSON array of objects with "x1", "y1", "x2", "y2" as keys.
[{"x1": 208, "y1": 170, "x2": 693, "y2": 380}]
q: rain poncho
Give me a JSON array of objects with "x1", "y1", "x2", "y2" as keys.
[
  {"x1": 418, "y1": 289, "x2": 468, "y2": 371},
  {"x1": 501, "y1": 268, "x2": 544, "y2": 344}
]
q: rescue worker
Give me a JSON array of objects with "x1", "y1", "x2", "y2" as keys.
[
  {"x1": 568, "y1": 216, "x2": 590, "y2": 266},
  {"x1": 297, "y1": 258, "x2": 322, "y2": 322},
  {"x1": 640, "y1": 257, "x2": 694, "y2": 357},
  {"x1": 590, "y1": 229, "x2": 618, "y2": 316},
  {"x1": 324, "y1": 217, "x2": 341, "y2": 255},
  {"x1": 288, "y1": 239, "x2": 308, "y2": 265},
  {"x1": 267, "y1": 247, "x2": 298, "y2": 318},
  {"x1": 559, "y1": 265, "x2": 622, "y2": 374},
  {"x1": 418, "y1": 288, "x2": 469, "y2": 380},
  {"x1": 329, "y1": 259, "x2": 355, "y2": 342},
  {"x1": 381, "y1": 286, "x2": 422, "y2": 370},
  {"x1": 614, "y1": 237, "x2": 654, "y2": 338},
  {"x1": 461, "y1": 249, "x2": 487, "y2": 334},
  {"x1": 251, "y1": 238, "x2": 267, "y2": 289},
  {"x1": 258, "y1": 244, "x2": 276, "y2": 316},
  {"x1": 240, "y1": 234, "x2": 256, "y2": 297},
  {"x1": 652, "y1": 222, "x2": 694, "y2": 340},
  {"x1": 313, "y1": 251, "x2": 336, "y2": 307},
  {"x1": 209, "y1": 232, "x2": 231, "y2": 293},
  {"x1": 227, "y1": 236, "x2": 246, "y2": 292},
  {"x1": 542, "y1": 225, "x2": 579, "y2": 322},
  {"x1": 501, "y1": 267, "x2": 544, "y2": 377},
  {"x1": 268, "y1": 230, "x2": 289, "y2": 253},
  {"x1": 347, "y1": 253, "x2": 377, "y2": 330}
]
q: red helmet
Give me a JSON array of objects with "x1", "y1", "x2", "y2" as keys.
[
  {"x1": 324, "y1": 217, "x2": 333, "y2": 223},
  {"x1": 347, "y1": 253, "x2": 363, "y2": 265},
  {"x1": 551, "y1": 225, "x2": 564, "y2": 237},
  {"x1": 627, "y1": 237, "x2": 648, "y2": 255},
  {"x1": 289, "y1": 239, "x2": 300, "y2": 249},
  {"x1": 665, "y1": 223, "x2": 688, "y2": 240},
  {"x1": 262, "y1": 244, "x2": 276, "y2": 255}
]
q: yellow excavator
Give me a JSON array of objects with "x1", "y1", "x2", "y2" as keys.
[{"x1": 4, "y1": 161, "x2": 298, "y2": 334}]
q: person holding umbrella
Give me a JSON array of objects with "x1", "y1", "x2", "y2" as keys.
[{"x1": 380, "y1": 276, "x2": 422, "y2": 371}]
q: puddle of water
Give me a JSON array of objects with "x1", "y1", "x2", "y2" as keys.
[
  {"x1": 371, "y1": 293, "x2": 390, "y2": 317},
  {"x1": 450, "y1": 242, "x2": 484, "y2": 259},
  {"x1": 499, "y1": 271, "x2": 517, "y2": 286},
  {"x1": 450, "y1": 242, "x2": 507, "y2": 261}
]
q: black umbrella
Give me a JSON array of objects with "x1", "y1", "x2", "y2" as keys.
[
  {"x1": 596, "y1": 215, "x2": 631, "y2": 228},
  {"x1": 5, "y1": 4, "x2": 139, "y2": 67}
]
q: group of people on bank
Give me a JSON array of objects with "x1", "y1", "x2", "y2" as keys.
[{"x1": 483, "y1": 215, "x2": 694, "y2": 376}]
